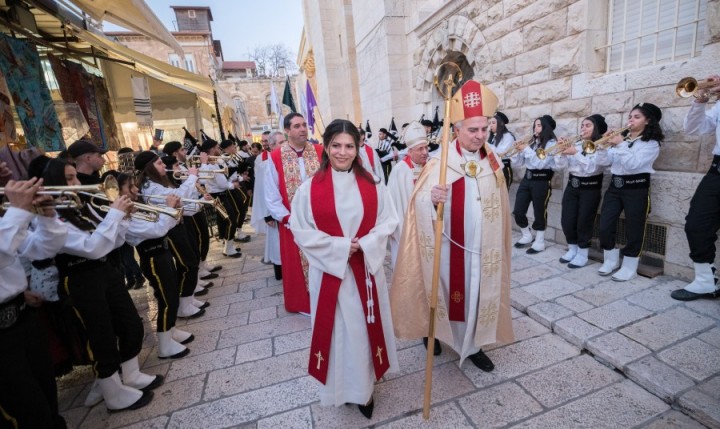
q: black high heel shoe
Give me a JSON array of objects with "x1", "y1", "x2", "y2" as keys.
[{"x1": 358, "y1": 397, "x2": 374, "y2": 419}]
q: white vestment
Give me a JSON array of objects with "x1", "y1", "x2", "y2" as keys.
[
  {"x1": 290, "y1": 169, "x2": 399, "y2": 406},
  {"x1": 386, "y1": 159, "x2": 422, "y2": 266},
  {"x1": 251, "y1": 155, "x2": 281, "y2": 264},
  {"x1": 358, "y1": 144, "x2": 384, "y2": 180}
]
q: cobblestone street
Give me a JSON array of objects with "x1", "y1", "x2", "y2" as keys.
[{"x1": 56, "y1": 229, "x2": 720, "y2": 428}]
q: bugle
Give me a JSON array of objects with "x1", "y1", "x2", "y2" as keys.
[
  {"x1": 498, "y1": 136, "x2": 531, "y2": 158},
  {"x1": 170, "y1": 167, "x2": 228, "y2": 180},
  {"x1": 0, "y1": 183, "x2": 102, "y2": 211},
  {"x1": 542, "y1": 135, "x2": 585, "y2": 158},
  {"x1": 186, "y1": 155, "x2": 231, "y2": 167},
  {"x1": 676, "y1": 77, "x2": 719, "y2": 98},
  {"x1": 583, "y1": 126, "x2": 630, "y2": 154},
  {"x1": 194, "y1": 183, "x2": 230, "y2": 220}
]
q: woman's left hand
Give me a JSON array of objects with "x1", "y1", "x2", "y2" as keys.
[{"x1": 349, "y1": 237, "x2": 361, "y2": 258}]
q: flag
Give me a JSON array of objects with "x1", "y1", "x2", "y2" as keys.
[
  {"x1": 282, "y1": 77, "x2": 296, "y2": 112},
  {"x1": 432, "y1": 106, "x2": 440, "y2": 131},
  {"x1": 365, "y1": 120, "x2": 372, "y2": 139},
  {"x1": 389, "y1": 117, "x2": 398, "y2": 141},
  {"x1": 270, "y1": 82, "x2": 284, "y2": 127},
  {"x1": 306, "y1": 80, "x2": 318, "y2": 134},
  {"x1": 182, "y1": 126, "x2": 198, "y2": 154}
]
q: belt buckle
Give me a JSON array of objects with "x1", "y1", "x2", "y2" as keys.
[
  {"x1": 526, "y1": 170, "x2": 532, "y2": 180},
  {"x1": 613, "y1": 176, "x2": 625, "y2": 188},
  {"x1": 0, "y1": 303, "x2": 20, "y2": 329},
  {"x1": 570, "y1": 177, "x2": 580, "y2": 188}
]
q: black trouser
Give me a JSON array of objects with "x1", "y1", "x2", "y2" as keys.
[
  {"x1": 59, "y1": 263, "x2": 144, "y2": 379},
  {"x1": 229, "y1": 188, "x2": 249, "y2": 230},
  {"x1": 212, "y1": 191, "x2": 239, "y2": 242},
  {"x1": 501, "y1": 159, "x2": 513, "y2": 191},
  {"x1": 167, "y1": 224, "x2": 200, "y2": 298},
  {"x1": 381, "y1": 161, "x2": 392, "y2": 184},
  {"x1": 118, "y1": 242, "x2": 143, "y2": 285},
  {"x1": 685, "y1": 160, "x2": 720, "y2": 263},
  {"x1": 561, "y1": 175, "x2": 603, "y2": 249},
  {"x1": 0, "y1": 303, "x2": 66, "y2": 429},
  {"x1": 138, "y1": 239, "x2": 178, "y2": 332},
  {"x1": 182, "y1": 216, "x2": 201, "y2": 261},
  {"x1": 188, "y1": 211, "x2": 210, "y2": 261},
  {"x1": 599, "y1": 175, "x2": 651, "y2": 258},
  {"x1": 513, "y1": 170, "x2": 553, "y2": 231}
]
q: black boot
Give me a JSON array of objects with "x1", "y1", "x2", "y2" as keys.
[
  {"x1": 422, "y1": 337, "x2": 442, "y2": 355},
  {"x1": 469, "y1": 349, "x2": 494, "y2": 372},
  {"x1": 358, "y1": 397, "x2": 374, "y2": 419},
  {"x1": 273, "y1": 264, "x2": 283, "y2": 280}
]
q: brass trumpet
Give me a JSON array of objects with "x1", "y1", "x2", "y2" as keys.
[
  {"x1": 195, "y1": 184, "x2": 230, "y2": 220},
  {"x1": 187, "y1": 155, "x2": 231, "y2": 167},
  {"x1": 169, "y1": 167, "x2": 228, "y2": 180},
  {"x1": 676, "y1": 77, "x2": 719, "y2": 98},
  {"x1": 583, "y1": 126, "x2": 630, "y2": 154},
  {"x1": 498, "y1": 136, "x2": 531, "y2": 158},
  {"x1": 0, "y1": 183, "x2": 103, "y2": 211},
  {"x1": 541, "y1": 135, "x2": 585, "y2": 158}
]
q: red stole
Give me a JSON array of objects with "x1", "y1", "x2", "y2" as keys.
[
  {"x1": 270, "y1": 144, "x2": 324, "y2": 313},
  {"x1": 307, "y1": 169, "x2": 390, "y2": 384},
  {"x1": 261, "y1": 151, "x2": 269, "y2": 161},
  {"x1": 363, "y1": 145, "x2": 375, "y2": 169}
]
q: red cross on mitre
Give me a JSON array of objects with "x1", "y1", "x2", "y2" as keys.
[
  {"x1": 449, "y1": 80, "x2": 499, "y2": 124},
  {"x1": 460, "y1": 81, "x2": 484, "y2": 117}
]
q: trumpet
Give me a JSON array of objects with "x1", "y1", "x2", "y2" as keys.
[
  {"x1": 138, "y1": 193, "x2": 214, "y2": 213},
  {"x1": 0, "y1": 183, "x2": 102, "y2": 211},
  {"x1": 195, "y1": 183, "x2": 230, "y2": 220},
  {"x1": 187, "y1": 155, "x2": 231, "y2": 167},
  {"x1": 169, "y1": 167, "x2": 228, "y2": 180},
  {"x1": 541, "y1": 135, "x2": 585, "y2": 158},
  {"x1": 582, "y1": 126, "x2": 631, "y2": 154},
  {"x1": 498, "y1": 136, "x2": 531, "y2": 158},
  {"x1": 676, "y1": 77, "x2": 719, "y2": 98}
]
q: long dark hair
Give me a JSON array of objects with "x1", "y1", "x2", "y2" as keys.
[
  {"x1": 42, "y1": 158, "x2": 98, "y2": 231},
  {"x1": 316, "y1": 119, "x2": 376, "y2": 184},
  {"x1": 489, "y1": 115, "x2": 514, "y2": 146},
  {"x1": 136, "y1": 154, "x2": 175, "y2": 190},
  {"x1": 533, "y1": 116, "x2": 557, "y2": 149},
  {"x1": 632, "y1": 107, "x2": 665, "y2": 143}
]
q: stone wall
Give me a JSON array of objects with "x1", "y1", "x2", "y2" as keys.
[{"x1": 112, "y1": 34, "x2": 215, "y2": 79}]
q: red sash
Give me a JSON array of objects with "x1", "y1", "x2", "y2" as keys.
[
  {"x1": 261, "y1": 151, "x2": 268, "y2": 161},
  {"x1": 449, "y1": 178, "x2": 465, "y2": 321},
  {"x1": 363, "y1": 145, "x2": 375, "y2": 169},
  {"x1": 307, "y1": 169, "x2": 390, "y2": 384},
  {"x1": 403, "y1": 156, "x2": 417, "y2": 184}
]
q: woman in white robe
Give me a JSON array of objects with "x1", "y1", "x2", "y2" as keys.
[{"x1": 290, "y1": 119, "x2": 399, "y2": 419}]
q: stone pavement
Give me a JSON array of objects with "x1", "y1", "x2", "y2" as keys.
[{"x1": 56, "y1": 230, "x2": 720, "y2": 428}]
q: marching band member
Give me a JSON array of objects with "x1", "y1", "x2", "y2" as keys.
[
  {"x1": 221, "y1": 140, "x2": 252, "y2": 243},
  {"x1": 44, "y1": 159, "x2": 159, "y2": 412},
  {"x1": 0, "y1": 177, "x2": 69, "y2": 428},
  {"x1": 487, "y1": 111, "x2": 515, "y2": 189},
  {"x1": 199, "y1": 139, "x2": 243, "y2": 258},
  {"x1": 512, "y1": 114, "x2": 558, "y2": 253},
  {"x1": 290, "y1": 119, "x2": 399, "y2": 419},
  {"x1": 116, "y1": 172, "x2": 195, "y2": 359},
  {"x1": 672, "y1": 75, "x2": 720, "y2": 300},
  {"x1": 376, "y1": 128, "x2": 395, "y2": 183},
  {"x1": 596, "y1": 103, "x2": 663, "y2": 281},
  {"x1": 555, "y1": 114, "x2": 608, "y2": 268},
  {"x1": 358, "y1": 128, "x2": 384, "y2": 179},
  {"x1": 134, "y1": 152, "x2": 206, "y2": 318}
]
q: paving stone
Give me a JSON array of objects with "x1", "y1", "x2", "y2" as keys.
[
  {"x1": 511, "y1": 315, "x2": 551, "y2": 343},
  {"x1": 625, "y1": 356, "x2": 696, "y2": 402},
  {"x1": 384, "y1": 342, "x2": 459, "y2": 380},
  {"x1": 578, "y1": 300, "x2": 652, "y2": 330},
  {"x1": 57, "y1": 385, "x2": 83, "y2": 412},
  {"x1": 144, "y1": 331, "x2": 221, "y2": 368},
  {"x1": 626, "y1": 282, "x2": 683, "y2": 312},
  {"x1": 311, "y1": 362, "x2": 474, "y2": 427},
  {"x1": 553, "y1": 316, "x2": 605, "y2": 348},
  {"x1": 512, "y1": 263, "x2": 564, "y2": 287},
  {"x1": 555, "y1": 295, "x2": 595, "y2": 313},
  {"x1": 678, "y1": 376, "x2": 720, "y2": 429},
  {"x1": 249, "y1": 306, "x2": 278, "y2": 323},
  {"x1": 639, "y1": 410, "x2": 709, "y2": 429},
  {"x1": 205, "y1": 349, "x2": 308, "y2": 400},
  {"x1": 620, "y1": 307, "x2": 716, "y2": 351},
  {"x1": 274, "y1": 329, "x2": 312, "y2": 355},
  {"x1": 517, "y1": 354, "x2": 623, "y2": 407},
  {"x1": 227, "y1": 295, "x2": 285, "y2": 316},
  {"x1": 511, "y1": 307, "x2": 524, "y2": 318},
  {"x1": 116, "y1": 416, "x2": 169, "y2": 429},
  {"x1": 60, "y1": 407, "x2": 89, "y2": 429},
  {"x1": 524, "y1": 245, "x2": 566, "y2": 263},
  {"x1": 521, "y1": 276, "x2": 585, "y2": 301},
  {"x1": 254, "y1": 284, "x2": 284, "y2": 299},
  {"x1": 510, "y1": 288, "x2": 542, "y2": 312},
  {"x1": 559, "y1": 263, "x2": 601, "y2": 284},
  {"x1": 165, "y1": 346, "x2": 237, "y2": 381},
  {"x1": 658, "y1": 338, "x2": 720, "y2": 381},
  {"x1": 511, "y1": 255, "x2": 541, "y2": 271},
  {"x1": 376, "y1": 402, "x2": 473, "y2": 429},
  {"x1": 218, "y1": 314, "x2": 310, "y2": 349},
  {"x1": 573, "y1": 278, "x2": 647, "y2": 307},
  {"x1": 511, "y1": 380, "x2": 669, "y2": 429},
  {"x1": 236, "y1": 338, "x2": 274, "y2": 364},
  {"x1": 393, "y1": 337, "x2": 423, "y2": 350},
  {"x1": 176, "y1": 311, "x2": 249, "y2": 335},
  {"x1": 257, "y1": 407, "x2": 313, "y2": 429},
  {"x1": 698, "y1": 327, "x2": 720, "y2": 348},
  {"x1": 181, "y1": 302, "x2": 230, "y2": 325},
  {"x1": 527, "y1": 302, "x2": 574, "y2": 328},
  {"x1": 463, "y1": 334, "x2": 580, "y2": 388},
  {"x1": 458, "y1": 382, "x2": 543, "y2": 427},
  {"x1": 684, "y1": 298, "x2": 720, "y2": 321},
  {"x1": 586, "y1": 332, "x2": 652, "y2": 370},
  {"x1": 168, "y1": 377, "x2": 318, "y2": 428}
]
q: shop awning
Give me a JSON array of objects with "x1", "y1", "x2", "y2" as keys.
[{"x1": 64, "y1": 0, "x2": 184, "y2": 57}]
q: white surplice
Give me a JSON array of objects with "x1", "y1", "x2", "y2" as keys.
[
  {"x1": 386, "y1": 159, "x2": 422, "y2": 266},
  {"x1": 251, "y1": 155, "x2": 281, "y2": 265},
  {"x1": 290, "y1": 169, "x2": 399, "y2": 406}
]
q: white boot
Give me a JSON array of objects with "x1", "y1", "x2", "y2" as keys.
[
  {"x1": 515, "y1": 227, "x2": 533, "y2": 248},
  {"x1": 197, "y1": 278, "x2": 209, "y2": 288},
  {"x1": 84, "y1": 380, "x2": 103, "y2": 407},
  {"x1": 120, "y1": 356, "x2": 162, "y2": 391},
  {"x1": 199, "y1": 267, "x2": 212, "y2": 278},
  {"x1": 612, "y1": 256, "x2": 639, "y2": 282},
  {"x1": 194, "y1": 284, "x2": 206, "y2": 295},
  {"x1": 177, "y1": 296, "x2": 204, "y2": 318},
  {"x1": 157, "y1": 330, "x2": 189, "y2": 359},
  {"x1": 671, "y1": 263, "x2": 720, "y2": 300},
  {"x1": 560, "y1": 244, "x2": 578, "y2": 263},
  {"x1": 172, "y1": 327, "x2": 195, "y2": 345},
  {"x1": 97, "y1": 371, "x2": 151, "y2": 411},
  {"x1": 201, "y1": 260, "x2": 221, "y2": 272},
  {"x1": 598, "y1": 248, "x2": 620, "y2": 276},
  {"x1": 527, "y1": 230, "x2": 545, "y2": 254},
  {"x1": 223, "y1": 240, "x2": 241, "y2": 257},
  {"x1": 568, "y1": 247, "x2": 589, "y2": 268},
  {"x1": 192, "y1": 297, "x2": 208, "y2": 309}
]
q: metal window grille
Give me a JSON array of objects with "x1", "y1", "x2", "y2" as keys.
[
  {"x1": 604, "y1": 0, "x2": 707, "y2": 72},
  {"x1": 592, "y1": 216, "x2": 668, "y2": 256}
]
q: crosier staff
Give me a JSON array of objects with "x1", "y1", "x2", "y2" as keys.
[{"x1": 423, "y1": 61, "x2": 462, "y2": 420}]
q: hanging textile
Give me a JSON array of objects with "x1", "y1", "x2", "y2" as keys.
[
  {"x1": 131, "y1": 76, "x2": 153, "y2": 128},
  {"x1": 92, "y1": 75, "x2": 119, "y2": 150},
  {"x1": 0, "y1": 34, "x2": 63, "y2": 151},
  {"x1": 0, "y1": 73, "x2": 17, "y2": 146}
]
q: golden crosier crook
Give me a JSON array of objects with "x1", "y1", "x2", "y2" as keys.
[{"x1": 423, "y1": 61, "x2": 462, "y2": 421}]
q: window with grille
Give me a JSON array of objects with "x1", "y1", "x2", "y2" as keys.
[
  {"x1": 168, "y1": 54, "x2": 181, "y2": 68},
  {"x1": 606, "y1": 0, "x2": 707, "y2": 72},
  {"x1": 184, "y1": 54, "x2": 196, "y2": 73}
]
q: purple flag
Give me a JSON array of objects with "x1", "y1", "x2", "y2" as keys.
[{"x1": 305, "y1": 80, "x2": 317, "y2": 134}]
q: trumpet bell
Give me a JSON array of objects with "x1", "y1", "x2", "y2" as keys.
[
  {"x1": 536, "y1": 148, "x2": 547, "y2": 160},
  {"x1": 582, "y1": 141, "x2": 597, "y2": 154},
  {"x1": 676, "y1": 77, "x2": 698, "y2": 98}
]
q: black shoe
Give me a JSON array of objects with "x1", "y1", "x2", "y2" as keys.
[
  {"x1": 469, "y1": 349, "x2": 494, "y2": 372},
  {"x1": 200, "y1": 272, "x2": 219, "y2": 280},
  {"x1": 202, "y1": 281, "x2": 214, "y2": 288},
  {"x1": 178, "y1": 334, "x2": 195, "y2": 345},
  {"x1": 670, "y1": 288, "x2": 720, "y2": 301},
  {"x1": 133, "y1": 279, "x2": 146, "y2": 290},
  {"x1": 108, "y1": 390, "x2": 153, "y2": 413},
  {"x1": 198, "y1": 302, "x2": 210, "y2": 309},
  {"x1": 177, "y1": 307, "x2": 206, "y2": 319},
  {"x1": 358, "y1": 397, "x2": 374, "y2": 419},
  {"x1": 208, "y1": 265, "x2": 222, "y2": 272},
  {"x1": 273, "y1": 264, "x2": 283, "y2": 281},
  {"x1": 559, "y1": 256, "x2": 571, "y2": 263},
  {"x1": 223, "y1": 251, "x2": 243, "y2": 258},
  {"x1": 194, "y1": 288, "x2": 208, "y2": 297},
  {"x1": 422, "y1": 337, "x2": 442, "y2": 356},
  {"x1": 514, "y1": 241, "x2": 532, "y2": 248},
  {"x1": 141, "y1": 374, "x2": 164, "y2": 391},
  {"x1": 158, "y1": 347, "x2": 191, "y2": 360},
  {"x1": 234, "y1": 236, "x2": 251, "y2": 243},
  {"x1": 526, "y1": 247, "x2": 543, "y2": 255}
]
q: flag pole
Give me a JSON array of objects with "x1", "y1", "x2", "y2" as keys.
[{"x1": 423, "y1": 61, "x2": 462, "y2": 420}]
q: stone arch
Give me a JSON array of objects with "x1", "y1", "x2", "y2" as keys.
[{"x1": 413, "y1": 14, "x2": 491, "y2": 115}]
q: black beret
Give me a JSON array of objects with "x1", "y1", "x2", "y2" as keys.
[
  {"x1": 161, "y1": 155, "x2": 178, "y2": 169},
  {"x1": 420, "y1": 119, "x2": 433, "y2": 127},
  {"x1": 117, "y1": 147, "x2": 134, "y2": 154},
  {"x1": 220, "y1": 139, "x2": 234, "y2": 149},
  {"x1": 133, "y1": 151, "x2": 158, "y2": 171},
  {"x1": 633, "y1": 102, "x2": 662, "y2": 122},
  {"x1": 539, "y1": 114, "x2": 556, "y2": 130},
  {"x1": 200, "y1": 138, "x2": 218, "y2": 152},
  {"x1": 68, "y1": 139, "x2": 107, "y2": 158},
  {"x1": 162, "y1": 141, "x2": 182, "y2": 156},
  {"x1": 495, "y1": 111, "x2": 509, "y2": 125},
  {"x1": 379, "y1": 128, "x2": 389, "y2": 134},
  {"x1": 586, "y1": 114, "x2": 608, "y2": 135}
]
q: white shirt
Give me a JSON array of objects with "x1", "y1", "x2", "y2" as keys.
[
  {"x1": 596, "y1": 138, "x2": 660, "y2": 175},
  {"x1": 512, "y1": 138, "x2": 558, "y2": 170},
  {"x1": 358, "y1": 144, "x2": 384, "y2": 180},
  {"x1": 124, "y1": 212, "x2": 178, "y2": 247},
  {"x1": 0, "y1": 208, "x2": 68, "y2": 303},
  {"x1": 553, "y1": 141, "x2": 605, "y2": 177},
  {"x1": 489, "y1": 133, "x2": 515, "y2": 159},
  {"x1": 60, "y1": 208, "x2": 129, "y2": 259},
  {"x1": 684, "y1": 101, "x2": 720, "y2": 156},
  {"x1": 142, "y1": 176, "x2": 199, "y2": 216},
  {"x1": 199, "y1": 162, "x2": 235, "y2": 194}
]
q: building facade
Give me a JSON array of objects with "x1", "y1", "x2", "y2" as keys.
[{"x1": 301, "y1": 0, "x2": 720, "y2": 278}]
